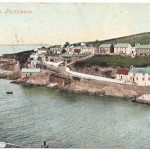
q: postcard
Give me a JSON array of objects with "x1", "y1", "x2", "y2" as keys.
[{"x1": 0, "y1": 1, "x2": 150, "y2": 148}]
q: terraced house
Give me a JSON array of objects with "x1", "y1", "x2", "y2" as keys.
[
  {"x1": 135, "y1": 44, "x2": 150, "y2": 57},
  {"x1": 99, "y1": 43, "x2": 114, "y2": 54},
  {"x1": 114, "y1": 43, "x2": 132, "y2": 55},
  {"x1": 127, "y1": 67, "x2": 150, "y2": 86},
  {"x1": 116, "y1": 68, "x2": 129, "y2": 81}
]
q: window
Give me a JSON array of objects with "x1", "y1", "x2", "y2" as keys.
[
  {"x1": 136, "y1": 77, "x2": 138, "y2": 80},
  {"x1": 143, "y1": 73, "x2": 145, "y2": 75},
  {"x1": 149, "y1": 77, "x2": 150, "y2": 80},
  {"x1": 143, "y1": 78, "x2": 145, "y2": 81}
]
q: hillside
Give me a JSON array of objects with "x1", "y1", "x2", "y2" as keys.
[
  {"x1": 74, "y1": 32, "x2": 150, "y2": 47},
  {"x1": 2, "y1": 50, "x2": 34, "y2": 68},
  {"x1": 74, "y1": 55, "x2": 150, "y2": 68}
]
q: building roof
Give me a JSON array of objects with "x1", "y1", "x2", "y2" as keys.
[
  {"x1": 22, "y1": 68, "x2": 41, "y2": 73},
  {"x1": 117, "y1": 68, "x2": 129, "y2": 75},
  {"x1": 135, "y1": 45, "x2": 150, "y2": 49},
  {"x1": 99, "y1": 44, "x2": 111, "y2": 48},
  {"x1": 73, "y1": 45, "x2": 95, "y2": 50},
  {"x1": 73, "y1": 46, "x2": 82, "y2": 49},
  {"x1": 129, "y1": 67, "x2": 150, "y2": 74},
  {"x1": 115, "y1": 43, "x2": 130, "y2": 48},
  {"x1": 60, "y1": 53, "x2": 85, "y2": 58}
]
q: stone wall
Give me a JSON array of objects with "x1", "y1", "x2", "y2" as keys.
[{"x1": 68, "y1": 79, "x2": 150, "y2": 97}]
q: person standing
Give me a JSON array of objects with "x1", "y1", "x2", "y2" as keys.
[{"x1": 41, "y1": 141, "x2": 48, "y2": 148}]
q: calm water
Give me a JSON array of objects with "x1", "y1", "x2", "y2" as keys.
[
  {"x1": 0, "y1": 78, "x2": 150, "y2": 148},
  {"x1": 0, "y1": 45, "x2": 48, "y2": 56}
]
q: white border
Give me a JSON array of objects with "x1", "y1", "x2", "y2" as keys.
[{"x1": 0, "y1": 0, "x2": 149, "y2": 3}]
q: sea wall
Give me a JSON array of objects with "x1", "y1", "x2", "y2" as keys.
[{"x1": 66, "y1": 79, "x2": 150, "y2": 98}]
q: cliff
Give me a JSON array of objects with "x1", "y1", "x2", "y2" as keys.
[{"x1": 65, "y1": 79, "x2": 150, "y2": 98}]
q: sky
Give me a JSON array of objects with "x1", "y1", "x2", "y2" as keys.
[{"x1": 0, "y1": 3, "x2": 150, "y2": 45}]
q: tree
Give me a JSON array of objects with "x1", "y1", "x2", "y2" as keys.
[{"x1": 63, "y1": 42, "x2": 70, "y2": 48}]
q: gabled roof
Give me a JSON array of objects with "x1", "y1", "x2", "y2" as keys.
[
  {"x1": 135, "y1": 45, "x2": 150, "y2": 49},
  {"x1": 99, "y1": 44, "x2": 111, "y2": 48},
  {"x1": 129, "y1": 67, "x2": 150, "y2": 74},
  {"x1": 22, "y1": 68, "x2": 40, "y2": 73},
  {"x1": 117, "y1": 68, "x2": 129, "y2": 75},
  {"x1": 115, "y1": 43, "x2": 130, "y2": 48}
]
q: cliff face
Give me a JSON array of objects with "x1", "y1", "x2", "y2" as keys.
[
  {"x1": 13, "y1": 70, "x2": 50, "y2": 86},
  {"x1": 0, "y1": 60, "x2": 19, "y2": 71},
  {"x1": 0, "y1": 71, "x2": 21, "y2": 80}
]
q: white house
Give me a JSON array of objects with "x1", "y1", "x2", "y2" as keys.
[
  {"x1": 21, "y1": 68, "x2": 41, "y2": 78},
  {"x1": 116, "y1": 68, "x2": 129, "y2": 82},
  {"x1": 99, "y1": 43, "x2": 114, "y2": 54},
  {"x1": 114, "y1": 43, "x2": 132, "y2": 55},
  {"x1": 30, "y1": 59, "x2": 40, "y2": 68},
  {"x1": 135, "y1": 44, "x2": 150, "y2": 57},
  {"x1": 65, "y1": 45, "x2": 75, "y2": 54},
  {"x1": 80, "y1": 46, "x2": 96, "y2": 54},
  {"x1": 72, "y1": 45, "x2": 96, "y2": 55},
  {"x1": 37, "y1": 47, "x2": 48, "y2": 55},
  {"x1": 127, "y1": 67, "x2": 150, "y2": 86}
]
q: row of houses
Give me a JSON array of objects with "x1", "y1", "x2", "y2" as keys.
[
  {"x1": 37, "y1": 44, "x2": 97, "y2": 56},
  {"x1": 37, "y1": 43, "x2": 150, "y2": 58},
  {"x1": 116, "y1": 66, "x2": 150, "y2": 86},
  {"x1": 65, "y1": 44, "x2": 96, "y2": 55},
  {"x1": 99, "y1": 43, "x2": 150, "y2": 56}
]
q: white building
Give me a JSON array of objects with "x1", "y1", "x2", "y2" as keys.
[
  {"x1": 65, "y1": 45, "x2": 74, "y2": 54},
  {"x1": 37, "y1": 47, "x2": 48, "y2": 55},
  {"x1": 127, "y1": 67, "x2": 150, "y2": 86},
  {"x1": 116, "y1": 68, "x2": 129, "y2": 82},
  {"x1": 114, "y1": 43, "x2": 132, "y2": 55},
  {"x1": 30, "y1": 59, "x2": 40, "y2": 68},
  {"x1": 99, "y1": 43, "x2": 114, "y2": 54},
  {"x1": 21, "y1": 68, "x2": 41, "y2": 78},
  {"x1": 72, "y1": 45, "x2": 96, "y2": 55}
]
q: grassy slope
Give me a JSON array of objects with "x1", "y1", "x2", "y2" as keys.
[
  {"x1": 74, "y1": 32, "x2": 150, "y2": 47},
  {"x1": 74, "y1": 55, "x2": 150, "y2": 68}
]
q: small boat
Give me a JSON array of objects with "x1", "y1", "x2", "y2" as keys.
[{"x1": 6, "y1": 92, "x2": 13, "y2": 94}]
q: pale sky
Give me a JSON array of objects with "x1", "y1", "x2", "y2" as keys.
[{"x1": 0, "y1": 3, "x2": 150, "y2": 45}]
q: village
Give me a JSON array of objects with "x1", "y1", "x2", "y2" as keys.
[{"x1": 20, "y1": 42, "x2": 150, "y2": 87}]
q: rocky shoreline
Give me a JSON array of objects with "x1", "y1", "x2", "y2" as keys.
[{"x1": 1, "y1": 58, "x2": 150, "y2": 105}]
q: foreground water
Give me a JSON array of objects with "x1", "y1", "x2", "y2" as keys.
[{"x1": 0, "y1": 79, "x2": 150, "y2": 148}]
